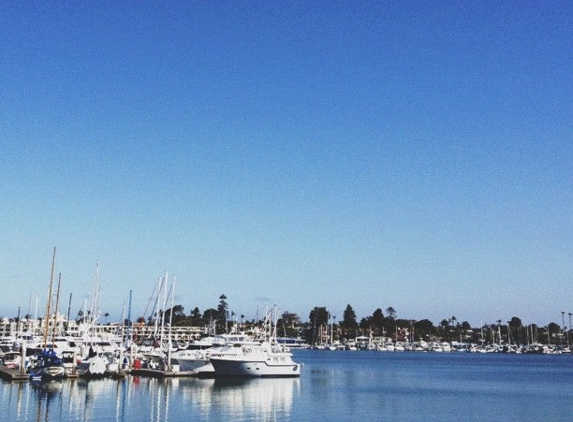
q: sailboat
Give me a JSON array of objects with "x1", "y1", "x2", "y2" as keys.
[
  {"x1": 76, "y1": 261, "x2": 120, "y2": 378},
  {"x1": 29, "y1": 247, "x2": 66, "y2": 380}
]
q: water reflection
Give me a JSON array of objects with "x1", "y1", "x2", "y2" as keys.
[
  {"x1": 204, "y1": 378, "x2": 299, "y2": 420},
  {"x1": 1, "y1": 376, "x2": 299, "y2": 421},
  {"x1": 30, "y1": 380, "x2": 63, "y2": 422},
  {"x1": 135, "y1": 376, "x2": 300, "y2": 421}
]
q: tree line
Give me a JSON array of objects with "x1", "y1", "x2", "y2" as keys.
[{"x1": 123, "y1": 294, "x2": 572, "y2": 346}]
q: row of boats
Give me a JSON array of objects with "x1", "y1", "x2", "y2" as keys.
[
  {"x1": 3, "y1": 330, "x2": 569, "y2": 382},
  {"x1": 311, "y1": 339, "x2": 572, "y2": 354},
  {"x1": 161, "y1": 333, "x2": 301, "y2": 377},
  {"x1": 1, "y1": 253, "x2": 301, "y2": 380},
  {"x1": 0, "y1": 317, "x2": 302, "y2": 380}
]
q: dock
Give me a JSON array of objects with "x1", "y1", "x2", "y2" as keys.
[
  {"x1": 0, "y1": 365, "x2": 29, "y2": 381},
  {"x1": 130, "y1": 368, "x2": 198, "y2": 378},
  {"x1": 1, "y1": 365, "x2": 198, "y2": 381}
]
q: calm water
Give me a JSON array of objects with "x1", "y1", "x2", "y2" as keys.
[{"x1": 2, "y1": 350, "x2": 573, "y2": 421}]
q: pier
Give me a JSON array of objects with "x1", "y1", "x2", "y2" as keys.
[
  {"x1": 130, "y1": 367, "x2": 199, "y2": 378},
  {"x1": 0, "y1": 365, "x2": 29, "y2": 381}
]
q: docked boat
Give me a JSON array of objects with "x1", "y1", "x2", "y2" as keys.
[
  {"x1": 77, "y1": 345, "x2": 122, "y2": 378},
  {"x1": 209, "y1": 306, "x2": 302, "y2": 378},
  {"x1": 209, "y1": 341, "x2": 301, "y2": 378},
  {"x1": 28, "y1": 348, "x2": 66, "y2": 380},
  {"x1": 0, "y1": 350, "x2": 22, "y2": 369},
  {"x1": 170, "y1": 348, "x2": 213, "y2": 374},
  {"x1": 170, "y1": 333, "x2": 255, "y2": 376},
  {"x1": 77, "y1": 355, "x2": 107, "y2": 378}
]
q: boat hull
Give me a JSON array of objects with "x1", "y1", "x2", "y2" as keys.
[
  {"x1": 210, "y1": 357, "x2": 301, "y2": 378},
  {"x1": 30, "y1": 365, "x2": 66, "y2": 380},
  {"x1": 77, "y1": 356, "x2": 107, "y2": 378}
]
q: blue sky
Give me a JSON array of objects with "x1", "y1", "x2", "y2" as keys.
[{"x1": 1, "y1": 2, "x2": 571, "y2": 327}]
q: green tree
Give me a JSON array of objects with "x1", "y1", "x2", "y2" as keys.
[
  {"x1": 414, "y1": 319, "x2": 435, "y2": 339},
  {"x1": 371, "y1": 308, "x2": 385, "y2": 334},
  {"x1": 170, "y1": 305, "x2": 187, "y2": 324},
  {"x1": 190, "y1": 307, "x2": 201, "y2": 318},
  {"x1": 277, "y1": 312, "x2": 301, "y2": 337},
  {"x1": 307, "y1": 307, "x2": 329, "y2": 344},
  {"x1": 438, "y1": 319, "x2": 451, "y2": 340},
  {"x1": 309, "y1": 307, "x2": 329, "y2": 328},
  {"x1": 548, "y1": 322, "x2": 561, "y2": 344},
  {"x1": 340, "y1": 304, "x2": 358, "y2": 337},
  {"x1": 189, "y1": 307, "x2": 203, "y2": 326},
  {"x1": 359, "y1": 308, "x2": 385, "y2": 334},
  {"x1": 202, "y1": 308, "x2": 218, "y2": 332},
  {"x1": 386, "y1": 307, "x2": 396, "y2": 319},
  {"x1": 217, "y1": 294, "x2": 229, "y2": 333},
  {"x1": 508, "y1": 316, "x2": 523, "y2": 345}
]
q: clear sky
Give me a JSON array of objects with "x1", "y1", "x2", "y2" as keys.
[{"x1": 1, "y1": 1, "x2": 571, "y2": 328}]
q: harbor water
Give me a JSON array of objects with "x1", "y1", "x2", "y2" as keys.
[{"x1": 2, "y1": 350, "x2": 573, "y2": 421}]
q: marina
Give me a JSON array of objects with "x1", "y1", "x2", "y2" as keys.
[{"x1": 3, "y1": 350, "x2": 573, "y2": 421}]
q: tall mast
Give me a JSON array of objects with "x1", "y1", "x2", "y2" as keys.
[
  {"x1": 43, "y1": 246, "x2": 56, "y2": 348},
  {"x1": 66, "y1": 293, "x2": 73, "y2": 331},
  {"x1": 160, "y1": 272, "x2": 168, "y2": 347},
  {"x1": 167, "y1": 275, "x2": 175, "y2": 370},
  {"x1": 51, "y1": 273, "x2": 62, "y2": 347},
  {"x1": 90, "y1": 261, "x2": 100, "y2": 323},
  {"x1": 127, "y1": 289, "x2": 133, "y2": 346}
]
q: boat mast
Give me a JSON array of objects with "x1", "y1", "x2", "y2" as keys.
[
  {"x1": 167, "y1": 275, "x2": 175, "y2": 370},
  {"x1": 51, "y1": 273, "x2": 62, "y2": 347},
  {"x1": 90, "y1": 261, "x2": 101, "y2": 324},
  {"x1": 160, "y1": 272, "x2": 168, "y2": 347},
  {"x1": 127, "y1": 289, "x2": 133, "y2": 347},
  {"x1": 43, "y1": 246, "x2": 57, "y2": 348}
]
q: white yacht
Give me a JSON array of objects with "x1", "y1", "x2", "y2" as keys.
[
  {"x1": 209, "y1": 341, "x2": 301, "y2": 378},
  {"x1": 170, "y1": 348, "x2": 213, "y2": 374},
  {"x1": 170, "y1": 333, "x2": 254, "y2": 376}
]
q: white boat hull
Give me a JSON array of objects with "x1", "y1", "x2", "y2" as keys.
[
  {"x1": 180, "y1": 359, "x2": 214, "y2": 374},
  {"x1": 170, "y1": 349, "x2": 215, "y2": 375},
  {"x1": 210, "y1": 357, "x2": 301, "y2": 378},
  {"x1": 77, "y1": 356, "x2": 107, "y2": 378}
]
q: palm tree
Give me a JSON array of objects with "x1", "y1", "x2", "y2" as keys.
[
  {"x1": 386, "y1": 307, "x2": 396, "y2": 319},
  {"x1": 104, "y1": 312, "x2": 110, "y2": 324}
]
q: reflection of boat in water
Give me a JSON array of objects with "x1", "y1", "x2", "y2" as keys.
[
  {"x1": 208, "y1": 377, "x2": 299, "y2": 417},
  {"x1": 30, "y1": 379, "x2": 64, "y2": 394},
  {"x1": 210, "y1": 342, "x2": 301, "y2": 378}
]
